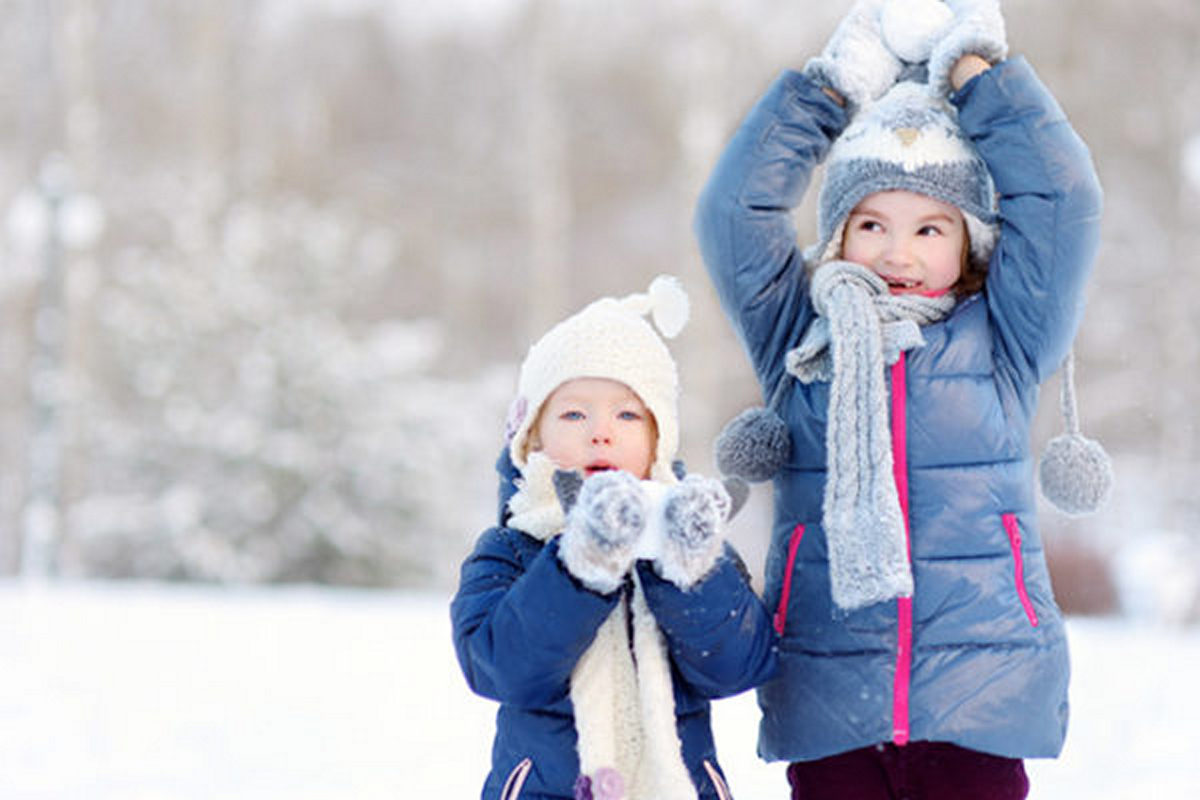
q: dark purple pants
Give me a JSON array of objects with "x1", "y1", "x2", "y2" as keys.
[{"x1": 787, "y1": 742, "x2": 1029, "y2": 800}]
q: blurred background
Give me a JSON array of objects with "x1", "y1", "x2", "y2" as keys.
[{"x1": 1, "y1": 0, "x2": 1198, "y2": 624}]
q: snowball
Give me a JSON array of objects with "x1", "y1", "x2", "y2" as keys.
[{"x1": 881, "y1": 0, "x2": 954, "y2": 63}]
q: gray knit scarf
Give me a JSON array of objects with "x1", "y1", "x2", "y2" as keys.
[{"x1": 786, "y1": 261, "x2": 956, "y2": 612}]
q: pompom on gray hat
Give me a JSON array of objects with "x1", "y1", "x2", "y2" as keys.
[{"x1": 808, "y1": 80, "x2": 998, "y2": 269}]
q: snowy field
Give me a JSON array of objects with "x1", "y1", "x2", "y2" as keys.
[{"x1": 2, "y1": 580, "x2": 1198, "y2": 799}]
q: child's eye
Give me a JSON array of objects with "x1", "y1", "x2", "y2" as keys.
[
  {"x1": 918, "y1": 224, "x2": 943, "y2": 236},
  {"x1": 617, "y1": 410, "x2": 642, "y2": 421},
  {"x1": 560, "y1": 410, "x2": 585, "y2": 421},
  {"x1": 856, "y1": 219, "x2": 882, "y2": 232}
]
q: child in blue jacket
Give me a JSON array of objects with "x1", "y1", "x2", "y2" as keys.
[
  {"x1": 451, "y1": 276, "x2": 777, "y2": 800},
  {"x1": 693, "y1": 1, "x2": 1103, "y2": 798}
]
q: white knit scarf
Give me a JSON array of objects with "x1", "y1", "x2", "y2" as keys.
[
  {"x1": 786, "y1": 261, "x2": 956, "y2": 612},
  {"x1": 507, "y1": 453, "x2": 697, "y2": 800}
]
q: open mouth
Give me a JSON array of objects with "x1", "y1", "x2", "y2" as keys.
[
  {"x1": 880, "y1": 274, "x2": 921, "y2": 291},
  {"x1": 584, "y1": 461, "x2": 616, "y2": 476}
]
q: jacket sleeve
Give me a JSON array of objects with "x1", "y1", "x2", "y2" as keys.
[
  {"x1": 636, "y1": 547, "x2": 779, "y2": 699},
  {"x1": 451, "y1": 529, "x2": 618, "y2": 707},
  {"x1": 693, "y1": 68, "x2": 847, "y2": 397},
  {"x1": 954, "y1": 56, "x2": 1104, "y2": 384}
]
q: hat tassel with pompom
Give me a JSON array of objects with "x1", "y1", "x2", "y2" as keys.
[
  {"x1": 713, "y1": 367, "x2": 793, "y2": 487},
  {"x1": 715, "y1": 349, "x2": 1114, "y2": 517},
  {"x1": 1038, "y1": 350, "x2": 1114, "y2": 515}
]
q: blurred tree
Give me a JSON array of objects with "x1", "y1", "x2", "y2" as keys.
[{"x1": 0, "y1": 0, "x2": 1195, "y2": 603}]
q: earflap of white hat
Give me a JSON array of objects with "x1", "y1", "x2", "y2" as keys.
[{"x1": 506, "y1": 275, "x2": 689, "y2": 480}]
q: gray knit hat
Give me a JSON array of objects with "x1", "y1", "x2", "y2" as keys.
[{"x1": 809, "y1": 80, "x2": 998, "y2": 267}]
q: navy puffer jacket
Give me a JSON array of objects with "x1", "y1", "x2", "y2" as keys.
[
  {"x1": 450, "y1": 449, "x2": 778, "y2": 798},
  {"x1": 693, "y1": 58, "x2": 1102, "y2": 762}
]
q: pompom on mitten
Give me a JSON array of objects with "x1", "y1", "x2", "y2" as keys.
[
  {"x1": 1038, "y1": 351, "x2": 1114, "y2": 515},
  {"x1": 558, "y1": 470, "x2": 649, "y2": 594},
  {"x1": 654, "y1": 475, "x2": 732, "y2": 590},
  {"x1": 926, "y1": 0, "x2": 1008, "y2": 97},
  {"x1": 714, "y1": 406, "x2": 792, "y2": 484},
  {"x1": 804, "y1": 0, "x2": 903, "y2": 111}
]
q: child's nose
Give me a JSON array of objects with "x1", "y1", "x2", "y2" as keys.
[
  {"x1": 884, "y1": 235, "x2": 915, "y2": 265},
  {"x1": 590, "y1": 421, "x2": 613, "y2": 445}
]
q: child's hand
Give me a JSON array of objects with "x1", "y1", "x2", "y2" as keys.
[
  {"x1": 558, "y1": 470, "x2": 648, "y2": 594},
  {"x1": 949, "y1": 54, "x2": 992, "y2": 91},
  {"x1": 804, "y1": 0, "x2": 903, "y2": 111},
  {"x1": 655, "y1": 475, "x2": 731, "y2": 590},
  {"x1": 927, "y1": 0, "x2": 1007, "y2": 97}
]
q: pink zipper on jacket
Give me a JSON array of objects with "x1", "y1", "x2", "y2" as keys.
[{"x1": 890, "y1": 354, "x2": 913, "y2": 746}]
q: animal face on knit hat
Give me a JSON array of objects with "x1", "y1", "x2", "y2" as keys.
[
  {"x1": 811, "y1": 81, "x2": 998, "y2": 270},
  {"x1": 506, "y1": 275, "x2": 690, "y2": 483}
]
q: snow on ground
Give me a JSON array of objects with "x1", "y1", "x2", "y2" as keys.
[{"x1": 1, "y1": 579, "x2": 1198, "y2": 799}]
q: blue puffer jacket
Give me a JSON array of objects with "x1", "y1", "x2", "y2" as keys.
[
  {"x1": 693, "y1": 58, "x2": 1102, "y2": 762},
  {"x1": 450, "y1": 449, "x2": 779, "y2": 798}
]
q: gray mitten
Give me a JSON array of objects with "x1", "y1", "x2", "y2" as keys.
[
  {"x1": 558, "y1": 470, "x2": 649, "y2": 594},
  {"x1": 926, "y1": 0, "x2": 1007, "y2": 97},
  {"x1": 804, "y1": 0, "x2": 903, "y2": 111},
  {"x1": 655, "y1": 475, "x2": 731, "y2": 590}
]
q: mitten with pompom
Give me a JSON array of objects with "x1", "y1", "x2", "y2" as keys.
[
  {"x1": 804, "y1": 0, "x2": 903, "y2": 111},
  {"x1": 926, "y1": 0, "x2": 1007, "y2": 97}
]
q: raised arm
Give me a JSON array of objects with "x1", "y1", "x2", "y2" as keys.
[
  {"x1": 693, "y1": 70, "x2": 845, "y2": 394},
  {"x1": 954, "y1": 56, "x2": 1103, "y2": 382}
]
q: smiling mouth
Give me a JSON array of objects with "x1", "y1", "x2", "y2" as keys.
[{"x1": 880, "y1": 274, "x2": 920, "y2": 290}]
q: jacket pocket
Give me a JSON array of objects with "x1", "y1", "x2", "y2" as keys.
[
  {"x1": 773, "y1": 524, "x2": 806, "y2": 636},
  {"x1": 1001, "y1": 513, "x2": 1039, "y2": 627},
  {"x1": 499, "y1": 757, "x2": 532, "y2": 800},
  {"x1": 704, "y1": 759, "x2": 734, "y2": 800}
]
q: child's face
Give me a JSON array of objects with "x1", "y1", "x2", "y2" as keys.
[
  {"x1": 841, "y1": 190, "x2": 967, "y2": 296},
  {"x1": 531, "y1": 377, "x2": 657, "y2": 480}
]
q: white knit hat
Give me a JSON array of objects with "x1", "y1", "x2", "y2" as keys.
[
  {"x1": 809, "y1": 80, "x2": 998, "y2": 268},
  {"x1": 506, "y1": 275, "x2": 690, "y2": 483}
]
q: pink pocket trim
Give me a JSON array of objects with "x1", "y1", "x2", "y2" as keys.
[
  {"x1": 773, "y1": 524, "x2": 806, "y2": 636},
  {"x1": 1002, "y1": 513, "x2": 1039, "y2": 627}
]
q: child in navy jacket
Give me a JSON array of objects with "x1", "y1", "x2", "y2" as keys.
[{"x1": 451, "y1": 276, "x2": 777, "y2": 800}]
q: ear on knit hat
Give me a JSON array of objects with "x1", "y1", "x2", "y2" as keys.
[{"x1": 506, "y1": 275, "x2": 690, "y2": 483}]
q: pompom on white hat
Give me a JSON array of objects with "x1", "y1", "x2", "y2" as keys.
[{"x1": 506, "y1": 275, "x2": 690, "y2": 483}]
